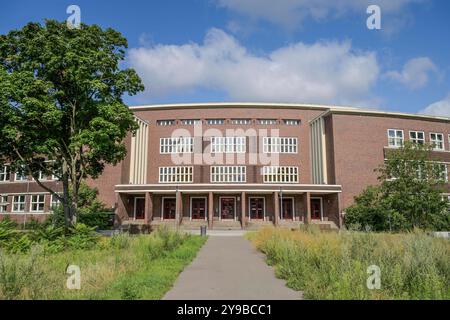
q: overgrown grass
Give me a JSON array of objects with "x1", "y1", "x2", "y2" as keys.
[
  {"x1": 247, "y1": 227, "x2": 450, "y2": 299},
  {"x1": 0, "y1": 228, "x2": 207, "y2": 299}
]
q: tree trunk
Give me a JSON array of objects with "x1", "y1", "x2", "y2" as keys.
[{"x1": 62, "y1": 159, "x2": 73, "y2": 229}]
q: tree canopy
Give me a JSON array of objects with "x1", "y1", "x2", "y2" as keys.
[{"x1": 0, "y1": 20, "x2": 144, "y2": 227}]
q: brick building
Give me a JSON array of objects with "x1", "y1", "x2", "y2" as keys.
[{"x1": 1, "y1": 103, "x2": 449, "y2": 229}]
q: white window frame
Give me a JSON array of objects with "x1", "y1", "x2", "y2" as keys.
[
  {"x1": 210, "y1": 166, "x2": 246, "y2": 183},
  {"x1": 435, "y1": 163, "x2": 448, "y2": 182},
  {"x1": 211, "y1": 136, "x2": 246, "y2": 153},
  {"x1": 0, "y1": 195, "x2": 8, "y2": 213},
  {"x1": 387, "y1": 129, "x2": 404, "y2": 148},
  {"x1": 206, "y1": 119, "x2": 225, "y2": 125},
  {"x1": 50, "y1": 194, "x2": 62, "y2": 211},
  {"x1": 230, "y1": 119, "x2": 251, "y2": 125},
  {"x1": 159, "y1": 166, "x2": 193, "y2": 183},
  {"x1": 430, "y1": 133, "x2": 444, "y2": 151},
  {"x1": 12, "y1": 195, "x2": 26, "y2": 213},
  {"x1": 262, "y1": 166, "x2": 299, "y2": 183},
  {"x1": 409, "y1": 131, "x2": 425, "y2": 145},
  {"x1": 160, "y1": 137, "x2": 194, "y2": 154},
  {"x1": 257, "y1": 119, "x2": 277, "y2": 125},
  {"x1": 30, "y1": 194, "x2": 45, "y2": 213},
  {"x1": 283, "y1": 119, "x2": 300, "y2": 125},
  {"x1": 157, "y1": 119, "x2": 175, "y2": 126},
  {"x1": 181, "y1": 119, "x2": 201, "y2": 125},
  {"x1": 0, "y1": 166, "x2": 10, "y2": 182},
  {"x1": 263, "y1": 137, "x2": 298, "y2": 154}
]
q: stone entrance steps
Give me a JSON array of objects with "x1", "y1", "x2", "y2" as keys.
[{"x1": 245, "y1": 220, "x2": 274, "y2": 230}]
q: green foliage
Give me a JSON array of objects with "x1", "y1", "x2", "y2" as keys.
[
  {"x1": 66, "y1": 224, "x2": 100, "y2": 250},
  {"x1": 250, "y1": 228, "x2": 450, "y2": 300},
  {"x1": 345, "y1": 142, "x2": 450, "y2": 231},
  {"x1": 0, "y1": 20, "x2": 144, "y2": 225}
]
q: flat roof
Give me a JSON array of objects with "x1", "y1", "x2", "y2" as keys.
[{"x1": 129, "y1": 102, "x2": 450, "y2": 122}]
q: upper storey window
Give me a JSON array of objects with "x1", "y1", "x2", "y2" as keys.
[
  {"x1": 0, "y1": 196, "x2": 8, "y2": 212},
  {"x1": 157, "y1": 120, "x2": 175, "y2": 126},
  {"x1": 283, "y1": 119, "x2": 300, "y2": 126},
  {"x1": 230, "y1": 119, "x2": 251, "y2": 125},
  {"x1": 430, "y1": 133, "x2": 444, "y2": 151},
  {"x1": 211, "y1": 137, "x2": 246, "y2": 153},
  {"x1": 409, "y1": 131, "x2": 425, "y2": 145},
  {"x1": 387, "y1": 129, "x2": 404, "y2": 148},
  {"x1": 15, "y1": 166, "x2": 28, "y2": 181},
  {"x1": 206, "y1": 119, "x2": 225, "y2": 125},
  {"x1": 262, "y1": 166, "x2": 299, "y2": 183},
  {"x1": 160, "y1": 137, "x2": 194, "y2": 154},
  {"x1": 258, "y1": 119, "x2": 277, "y2": 125},
  {"x1": 0, "y1": 166, "x2": 10, "y2": 182},
  {"x1": 159, "y1": 166, "x2": 193, "y2": 183},
  {"x1": 210, "y1": 166, "x2": 246, "y2": 183},
  {"x1": 181, "y1": 119, "x2": 201, "y2": 125},
  {"x1": 263, "y1": 137, "x2": 298, "y2": 154}
]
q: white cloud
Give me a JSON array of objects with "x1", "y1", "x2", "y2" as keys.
[
  {"x1": 385, "y1": 57, "x2": 437, "y2": 89},
  {"x1": 420, "y1": 94, "x2": 450, "y2": 117},
  {"x1": 127, "y1": 28, "x2": 379, "y2": 105},
  {"x1": 216, "y1": 0, "x2": 425, "y2": 29}
]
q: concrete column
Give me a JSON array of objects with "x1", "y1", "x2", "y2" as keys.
[
  {"x1": 273, "y1": 191, "x2": 279, "y2": 226},
  {"x1": 208, "y1": 192, "x2": 214, "y2": 229},
  {"x1": 144, "y1": 192, "x2": 153, "y2": 224},
  {"x1": 176, "y1": 191, "x2": 182, "y2": 227},
  {"x1": 241, "y1": 192, "x2": 246, "y2": 229},
  {"x1": 305, "y1": 192, "x2": 311, "y2": 224}
]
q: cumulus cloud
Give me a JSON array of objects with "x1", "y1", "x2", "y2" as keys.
[
  {"x1": 420, "y1": 94, "x2": 450, "y2": 117},
  {"x1": 216, "y1": 0, "x2": 425, "y2": 29},
  {"x1": 385, "y1": 57, "x2": 437, "y2": 89},
  {"x1": 127, "y1": 28, "x2": 379, "y2": 105}
]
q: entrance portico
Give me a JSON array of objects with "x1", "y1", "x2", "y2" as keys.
[{"x1": 115, "y1": 184, "x2": 342, "y2": 229}]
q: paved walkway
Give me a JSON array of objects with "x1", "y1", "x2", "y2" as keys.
[{"x1": 163, "y1": 235, "x2": 302, "y2": 300}]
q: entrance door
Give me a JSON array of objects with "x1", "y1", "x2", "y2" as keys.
[
  {"x1": 280, "y1": 198, "x2": 294, "y2": 220},
  {"x1": 163, "y1": 198, "x2": 176, "y2": 219},
  {"x1": 191, "y1": 198, "x2": 206, "y2": 220},
  {"x1": 249, "y1": 198, "x2": 264, "y2": 220},
  {"x1": 134, "y1": 198, "x2": 145, "y2": 220},
  {"x1": 311, "y1": 198, "x2": 322, "y2": 220},
  {"x1": 220, "y1": 197, "x2": 235, "y2": 220}
]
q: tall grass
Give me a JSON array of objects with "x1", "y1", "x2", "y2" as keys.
[
  {"x1": 248, "y1": 227, "x2": 450, "y2": 299},
  {"x1": 0, "y1": 228, "x2": 206, "y2": 299}
]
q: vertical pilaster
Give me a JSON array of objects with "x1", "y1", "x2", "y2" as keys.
[
  {"x1": 208, "y1": 192, "x2": 214, "y2": 229},
  {"x1": 144, "y1": 192, "x2": 153, "y2": 224},
  {"x1": 241, "y1": 192, "x2": 246, "y2": 229},
  {"x1": 273, "y1": 191, "x2": 280, "y2": 226},
  {"x1": 305, "y1": 192, "x2": 311, "y2": 224}
]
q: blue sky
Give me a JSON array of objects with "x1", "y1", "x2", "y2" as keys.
[{"x1": 1, "y1": 0, "x2": 449, "y2": 116}]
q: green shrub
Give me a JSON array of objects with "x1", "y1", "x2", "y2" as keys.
[
  {"x1": 66, "y1": 224, "x2": 100, "y2": 250},
  {"x1": 78, "y1": 211, "x2": 115, "y2": 230}
]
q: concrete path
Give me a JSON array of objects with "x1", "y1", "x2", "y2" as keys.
[{"x1": 163, "y1": 236, "x2": 302, "y2": 300}]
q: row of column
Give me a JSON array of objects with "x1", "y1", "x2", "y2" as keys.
[{"x1": 142, "y1": 191, "x2": 313, "y2": 229}]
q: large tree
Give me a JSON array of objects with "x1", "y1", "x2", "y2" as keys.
[
  {"x1": 345, "y1": 142, "x2": 449, "y2": 231},
  {"x1": 0, "y1": 20, "x2": 144, "y2": 227}
]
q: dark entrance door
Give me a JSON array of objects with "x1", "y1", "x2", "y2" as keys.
[
  {"x1": 311, "y1": 198, "x2": 322, "y2": 220},
  {"x1": 191, "y1": 198, "x2": 206, "y2": 220},
  {"x1": 163, "y1": 198, "x2": 176, "y2": 219},
  {"x1": 280, "y1": 198, "x2": 293, "y2": 220},
  {"x1": 220, "y1": 198, "x2": 235, "y2": 220},
  {"x1": 250, "y1": 198, "x2": 264, "y2": 220},
  {"x1": 135, "y1": 198, "x2": 145, "y2": 220}
]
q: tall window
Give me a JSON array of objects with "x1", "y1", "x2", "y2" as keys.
[
  {"x1": 160, "y1": 137, "x2": 194, "y2": 154},
  {"x1": 159, "y1": 166, "x2": 193, "y2": 183},
  {"x1": 12, "y1": 195, "x2": 26, "y2": 212},
  {"x1": 15, "y1": 171, "x2": 27, "y2": 181},
  {"x1": 156, "y1": 119, "x2": 175, "y2": 126},
  {"x1": 211, "y1": 137, "x2": 246, "y2": 153},
  {"x1": 30, "y1": 194, "x2": 45, "y2": 212},
  {"x1": 435, "y1": 163, "x2": 448, "y2": 182},
  {"x1": 409, "y1": 131, "x2": 425, "y2": 145},
  {"x1": 262, "y1": 166, "x2": 299, "y2": 183},
  {"x1": 263, "y1": 137, "x2": 298, "y2": 153},
  {"x1": 430, "y1": 133, "x2": 444, "y2": 151},
  {"x1": 388, "y1": 129, "x2": 404, "y2": 147},
  {"x1": 0, "y1": 166, "x2": 10, "y2": 182},
  {"x1": 230, "y1": 119, "x2": 251, "y2": 125},
  {"x1": 211, "y1": 166, "x2": 246, "y2": 183},
  {"x1": 0, "y1": 196, "x2": 8, "y2": 213},
  {"x1": 50, "y1": 194, "x2": 62, "y2": 211},
  {"x1": 257, "y1": 119, "x2": 277, "y2": 125},
  {"x1": 206, "y1": 119, "x2": 225, "y2": 125}
]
